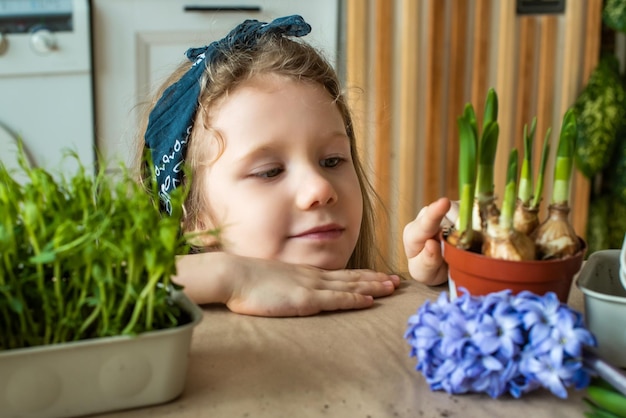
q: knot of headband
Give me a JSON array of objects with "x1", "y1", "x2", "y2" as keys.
[{"x1": 144, "y1": 15, "x2": 312, "y2": 214}]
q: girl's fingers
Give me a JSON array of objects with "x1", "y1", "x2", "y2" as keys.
[
  {"x1": 407, "y1": 239, "x2": 448, "y2": 286},
  {"x1": 311, "y1": 291, "x2": 375, "y2": 314},
  {"x1": 315, "y1": 276, "x2": 397, "y2": 297},
  {"x1": 321, "y1": 269, "x2": 400, "y2": 288},
  {"x1": 229, "y1": 288, "x2": 376, "y2": 317},
  {"x1": 283, "y1": 291, "x2": 376, "y2": 316},
  {"x1": 403, "y1": 198, "x2": 451, "y2": 258},
  {"x1": 226, "y1": 266, "x2": 399, "y2": 317}
]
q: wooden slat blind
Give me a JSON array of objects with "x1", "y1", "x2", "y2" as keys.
[
  {"x1": 373, "y1": 0, "x2": 393, "y2": 264},
  {"x1": 470, "y1": 0, "x2": 492, "y2": 115},
  {"x1": 445, "y1": 0, "x2": 470, "y2": 200},
  {"x1": 534, "y1": 16, "x2": 558, "y2": 198},
  {"x1": 345, "y1": 0, "x2": 603, "y2": 272},
  {"x1": 423, "y1": 1, "x2": 446, "y2": 207},
  {"x1": 396, "y1": 0, "x2": 421, "y2": 265}
]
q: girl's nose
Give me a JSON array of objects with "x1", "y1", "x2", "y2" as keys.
[{"x1": 295, "y1": 170, "x2": 338, "y2": 210}]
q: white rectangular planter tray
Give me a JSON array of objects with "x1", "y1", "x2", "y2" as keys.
[
  {"x1": 576, "y1": 250, "x2": 626, "y2": 368},
  {"x1": 0, "y1": 291, "x2": 203, "y2": 418}
]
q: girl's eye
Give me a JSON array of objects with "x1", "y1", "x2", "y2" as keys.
[
  {"x1": 253, "y1": 167, "x2": 283, "y2": 179},
  {"x1": 321, "y1": 157, "x2": 344, "y2": 168}
]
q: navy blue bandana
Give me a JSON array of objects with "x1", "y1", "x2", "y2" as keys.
[{"x1": 144, "y1": 15, "x2": 312, "y2": 214}]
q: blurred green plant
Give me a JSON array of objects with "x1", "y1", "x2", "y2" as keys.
[
  {"x1": 0, "y1": 143, "x2": 190, "y2": 349},
  {"x1": 603, "y1": 0, "x2": 626, "y2": 34},
  {"x1": 584, "y1": 377, "x2": 626, "y2": 417}
]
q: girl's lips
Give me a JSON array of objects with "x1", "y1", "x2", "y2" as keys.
[{"x1": 291, "y1": 224, "x2": 344, "y2": 239}]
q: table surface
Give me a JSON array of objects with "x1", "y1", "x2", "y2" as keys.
[{"x1": 100, "y1": 278, "x2": 589, "y2": 418}]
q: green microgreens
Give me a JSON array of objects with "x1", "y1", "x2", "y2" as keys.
[{"x1": 0, "y1": 144, "x2": 190, "y2": 349}]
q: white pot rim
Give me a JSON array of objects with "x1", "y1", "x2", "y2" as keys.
[{"x1": 578, "y1": 281, "x2": 626, "y2": 304}]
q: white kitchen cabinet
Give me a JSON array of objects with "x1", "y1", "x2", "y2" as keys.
[{"x1": 91, "y1": 0, "x2": 339, "y2": 171}]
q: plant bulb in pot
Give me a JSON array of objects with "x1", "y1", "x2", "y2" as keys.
[
  {"x1": 449, "y1": 104, "x2": 478, "y2": 250},
  {"x1": 513, "y1": 203, "x2": 539, "y2": 236},
  {"x1": 534, "y1": 204, "x2": 579, "y2": 258},
  {"x1": 513, "y1": 119, "x2": 552, "y2": 237},
  {"x1": 452, "y1": 90, "x2": 499, "y2": 249},
  {"x1": 483, "y1": 149, "x2": 536, "y2": 261},
  {"x1": 473, "y1": 88, "x2": 500, "y2": 232},
  {"x1": 533, "y1": 109, "x2": 581, "y2": 259}
]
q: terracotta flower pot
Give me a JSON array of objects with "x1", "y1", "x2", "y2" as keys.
[{"x1": 441, "y1": 232, "x2": 587, "y2": 303}]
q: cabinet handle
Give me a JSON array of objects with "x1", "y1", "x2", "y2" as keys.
[{"x1": 184, "y1": 5, "x2": 262, "y2": 12}]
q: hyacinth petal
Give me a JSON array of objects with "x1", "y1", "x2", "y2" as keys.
[
  {"x1": 441, "y1": 315, "x2": 467, "y2": 339},
  {"x1": 476, "y1": 369, "x2": 507, "y2": 399},
  {"x1": 549, "y1": 343, "x2": 564, "y2": 366},
  {"x1": 465, "y1": 361, "x2": 484, "y2": 379},
  {"x1": 422, "y1": 311, "x2": 442, "y2": 328},
  {"x1": 500, "y1": 359, "x2": 518, "y2": 386},
  {"x1": 528, "y1": 322, "x2": 551, "y2": 346},
  {"x1": 555, "y1": 321, "x2": 597, "y2": 358},
  {"x1": 471, "y1": 373, "x2": 491, "y2": 392},
  {"x1": 414, "y1": 337, "x2": 439, "y2": 351},
  {"x1": 516, "y1": 290, "x2": 541, "y2": 302},
  {"x1": 509, "y1": 376, "x2": 540, "y2": 399},
  {"x1": 521, "y1": 308, "x2": 543, "y2": 329},
  {"x1": 431, "y1": 358, "x2": 457, "y2": 387},
  {"x1": 562, "y1": 336, "x2": 582, "y2": 358},
  {"x1": 478, "y1": 313, "x2": 496, "y2": 328},
  {"x1": 487, "y1": 380, "x2": 505, "y2": 399},
  {"x1": 572, "y1": 367, "x2": 591, "y2": 390},
  {"x1": 482, "y1": 355, "x2": 504, "y2": 371},
  {"x1": 499, "y1": 338, "x2": 516, "y2": 358},
  {"x1": 508, "y1": 384, "x2": 523, "y2": 399},
  {"x1": 476, "y1": 335, "x2": 500, "y2": 355},
  {"x1": 498, "y1": 313, "x2": 522, "y2": 332},
  {"x1": 512, "y1": 328, "x2": 525, "y2": 345},
  {"x1": 441, "y1": 337, "x2": 466, "y2": 357},
  {"x1": 545, "y1": 376, "x2": 568, "y2": 399},
  {"x1": 573, "y1": 328, "x2": 596, "y2": 348},
  {"x1": 543, "y1": 292, "x2": 561, "y2": 309},
  {"x1": 449, "y1": 366, "x2": 469, "y2": 391},
  {"x1": 413, "y1": 323, "x2": 438, "y2": 337},
  {"x1": 534, "y1": 333, "x2": 559, "y2": 355},
  {"x1": 435, "y1": 291, "x2": 451, "y2": 310}
]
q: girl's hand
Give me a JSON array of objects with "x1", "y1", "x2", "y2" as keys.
[
  {"x1": 174, "y1": 252, "x2": 399, "y2": 317},
  {"x1": 226, "y1": 260, "x2": 400, "y2": 316},
  {"x1": 403, "y1": 197, "x2": 458, "y2": 286}
]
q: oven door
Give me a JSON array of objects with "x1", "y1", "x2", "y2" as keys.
[{"x1": 0, "y1": 0, "x2": 94, "y2": 179}]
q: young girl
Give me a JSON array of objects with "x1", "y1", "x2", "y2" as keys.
[{"x1": 136, "y1": 15, "x2": 451, "y2": 317}]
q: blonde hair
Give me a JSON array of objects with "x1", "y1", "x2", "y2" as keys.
[{"x1": 135, "y1": 34, "x2": 385, "y2": 270}]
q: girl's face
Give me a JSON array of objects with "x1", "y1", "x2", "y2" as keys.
[{"x1": 201, "y1": 74, "x2": 363, "y2": 270}]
